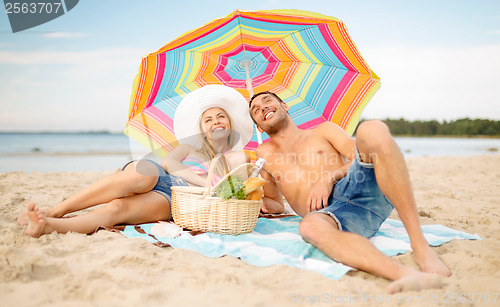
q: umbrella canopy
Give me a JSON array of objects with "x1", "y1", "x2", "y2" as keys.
[{"x1": 126, "y1": 9, "x2": 380, "y2": 156}]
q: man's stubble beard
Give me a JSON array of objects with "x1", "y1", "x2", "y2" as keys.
[{"x1": 265, "y1": 113, "x2": 290, "y2": 136}]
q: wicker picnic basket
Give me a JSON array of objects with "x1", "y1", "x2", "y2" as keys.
[{"x1": 171, "y1": 155, "x2": 262, "y2": 235}]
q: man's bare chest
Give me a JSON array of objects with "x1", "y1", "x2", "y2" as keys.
[{"x1": 265, "y1": 145, "x2": 342, "y2": 182}]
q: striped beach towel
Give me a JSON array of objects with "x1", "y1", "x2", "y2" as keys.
[{"x1": 120, "y1": 216, "x2": 479, "y2": 280}]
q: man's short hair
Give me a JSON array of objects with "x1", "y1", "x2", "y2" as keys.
[{"x1": 249, "y1": 91, "x2": 284, "y2": 109}]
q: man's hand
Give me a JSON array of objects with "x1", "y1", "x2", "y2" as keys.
[
  {"x1": 259, "y1": 196, "x2": 284, "y2": 216},
  {"x1": 306, "y1": 179, "x2": 336, "y2": 213}
]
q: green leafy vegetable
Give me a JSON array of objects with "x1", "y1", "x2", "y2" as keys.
[{"x1": 216, "y1": 176, "x2": 246, "y2": 200}]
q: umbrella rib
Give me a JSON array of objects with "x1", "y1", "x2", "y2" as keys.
[
  {"x1": 243, "y1": 21, "x2": 368, "y2": 78},
  {"x1": 241, "y1": 24, "x2": 324, "y2": 64},
  {"x1": 236, "y1": 12, "x2": 256, "y2": 96},
  {"x1": 170, "y1": 50, "x2": 251, "y2": 83}
]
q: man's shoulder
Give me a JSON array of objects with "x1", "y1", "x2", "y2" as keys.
[
  {"x1": 256, "y1": 141, "x2": 276, "y2": 156},
  {"x1": 316, "y1": 121, "x2": 341, "y2": 130},
  {"x1": 312, "y1": 122, "x2": 345, "y2": 135},
  {"x1": 256, "y1": 141, "x2": 273, "y2": 151}
]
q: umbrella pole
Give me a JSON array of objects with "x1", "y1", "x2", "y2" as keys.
[{"x1": 244, "y1": 61, "x2": 263, "y2": 145}]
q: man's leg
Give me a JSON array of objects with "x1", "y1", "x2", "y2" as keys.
[
  {"x1": 355, "y1": 120, "x2": 451, "y2": 276},
  {"x1": 300, "y1": 213, "x2": 442, "y2": 293}
]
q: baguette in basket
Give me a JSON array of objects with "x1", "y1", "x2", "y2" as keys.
[
  {"x1": 243, "y1": 177, "x2": 265, "y2": 195},
  {"x1": 215, "y1": 175, "x2": 265, "y2": 200}
]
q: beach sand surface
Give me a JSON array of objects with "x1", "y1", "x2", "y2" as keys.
[{"x1": 1, "y1": 155, "x2": 499, "y2": 306}]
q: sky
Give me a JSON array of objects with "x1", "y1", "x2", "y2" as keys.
[{"x1": 0, "y1": 0, "x2": 499, "y2": 132}]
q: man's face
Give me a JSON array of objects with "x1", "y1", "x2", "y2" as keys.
[{"x1": 249, "y1": 93, "x2": 290, "y2": 134}]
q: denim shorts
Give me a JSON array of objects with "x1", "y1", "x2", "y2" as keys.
[
  {"x1": 122, "y1": 159, "x2": 189, "y2": 218},
  {"x1": 308, "y1": 147, "x2": 394, "y2": 238}
]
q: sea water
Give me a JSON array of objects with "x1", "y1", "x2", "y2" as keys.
[
  {"x1": 394, "y1": 137, "x2": 500, "y2": 158},
  {"x1": 0, "y1": 133, "x2": 499, "y2": 173},
  {"x1": 0, "y1": 133, "x2": 146, "y2": 173}
]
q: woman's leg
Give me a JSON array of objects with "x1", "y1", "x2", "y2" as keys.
[
  {"x1": 18, "y1": 160, "x2": 160, "y2": 225},
  {"x1": 25, "y1": 191, "x2": 171, "y2": 238}
]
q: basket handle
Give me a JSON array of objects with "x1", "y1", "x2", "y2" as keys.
[{"x1": 203, "y1": 154, "x2": 227, "y2": 197}]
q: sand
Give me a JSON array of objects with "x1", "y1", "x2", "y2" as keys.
[{"x1": 1, "y1": 155, "x2": 499, "y2": 307}]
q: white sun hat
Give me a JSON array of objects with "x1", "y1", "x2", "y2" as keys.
[{"x1": 173, "y1": 84, "x2": 253, "y2": 151}]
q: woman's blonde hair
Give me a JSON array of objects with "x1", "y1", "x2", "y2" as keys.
[{"x1": 197, "y1": 108, "x2": 236, "y2": 160}]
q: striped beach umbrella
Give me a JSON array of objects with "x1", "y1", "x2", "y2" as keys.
[{"x1": 126, "y1": 9, "x2": 380, "y2": 156}]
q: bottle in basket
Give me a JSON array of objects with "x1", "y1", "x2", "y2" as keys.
[
  {"x1": 244, "y1": 158, "x2": 266, "y2": 200},
  {"x1": 249, "y1": 158, "x2": 266, "y2": 178}
]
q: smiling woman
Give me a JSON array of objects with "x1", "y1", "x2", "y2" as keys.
[{"x1": 16, "y1": 85, "x2": 255, "y2": 239}]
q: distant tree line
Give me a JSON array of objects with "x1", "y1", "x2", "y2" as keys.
[{"x1": 356, "y1": 118, "x2": 500, "y2": 136}]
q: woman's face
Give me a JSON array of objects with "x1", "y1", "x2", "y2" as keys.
[{"x1": 201, "y1": 107, "x2": 231, "y2": 140}]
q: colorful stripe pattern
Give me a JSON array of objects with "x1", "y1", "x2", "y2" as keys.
[
  {"x1": 126, "y1": 9, "x2": 380, "y2": 155},
  {"x1": 120, "y1": 217, "x2": 479, "y2": 280}
]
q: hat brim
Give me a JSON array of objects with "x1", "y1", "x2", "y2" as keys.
[{"x1": 173, "y1": 85, "x2": 253, "y2": 151}]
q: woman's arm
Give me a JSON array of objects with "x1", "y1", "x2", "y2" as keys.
[
  {"x1": 224, "y1": 150, "x2": 250, "y2": 170},
  {"x1": 162, "y1": 144, "x2": 207, "y2": 187}
]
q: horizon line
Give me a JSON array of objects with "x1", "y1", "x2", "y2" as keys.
[{"x1": 1, "y1": 116, "x2": 499, "y2": 134}]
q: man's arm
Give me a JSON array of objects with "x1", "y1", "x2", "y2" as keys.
[
  {"x1": 256, "y1": 146, "x2": 284, "y2": 214},
  {"x1": 306, "y1": 122, "x2": 356, "y2": 212},
  {"x1": 260, "y1": 168, "x2": 285, "y2": 214},
  {"x1": 320, "y1": 122, "x2": 356, "y2": 180}
]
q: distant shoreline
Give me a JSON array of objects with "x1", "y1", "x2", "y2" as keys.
[
  {"x1": 391, "y1": 134, "x2": 500, "y2": 139},
  {"x1": 1, "y1": 131, "x2": 498, "y2": 139}
]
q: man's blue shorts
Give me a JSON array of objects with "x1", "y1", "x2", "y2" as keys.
[{"x1": 308, "y1": 147, "x2": 394, "y2": 238}]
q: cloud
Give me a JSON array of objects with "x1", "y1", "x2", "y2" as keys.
[
  {"x1": 361, "y1": 44, "x2": 500, "y2": 121},
  {"x1": 0, "y1": 47, "x2": 148, "y2": 131},
  {"x1": 0, "y1": 47, "x2": 148, "y2": 66},
  {"x1": 2, "y1": 43, "x2": 499, "y2": 132},
  {"x1": 10, "y1": 78, "x2": 59, "y2": 87},
  {"x1": 41, "y1": 32, "x2": 89, "y2": 39},
  {"x1": 487, "y1": 29, "x2": 500, "y2": 35}
]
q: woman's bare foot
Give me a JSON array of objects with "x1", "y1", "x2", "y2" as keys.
[
  {"x1": 387, "y1": 272, "x2": 443, "y2": 294},
  {"x1": 18, "y1": 205, "x2": 46, "y2": 226},
  {"x1": 413, "y1": 245, "x2": 452, "y2": 277},
  {"x1": 25, "y1": 202, "x2": 47, "y2": 238}
]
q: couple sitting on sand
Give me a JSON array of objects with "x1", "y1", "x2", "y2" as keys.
[{"x1": 19, "y1": 85, "x2": 451, "y2": 293}]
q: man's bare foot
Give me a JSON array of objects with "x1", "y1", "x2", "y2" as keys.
[
  {"x1": 25, "y1": 202, "x2": 47, "y2": 238},
  {"x1": 18, "y1": 203, "x2": 46, "y2": 226},
  {"x1": 413, "y1": 245, "x2": 452, "y2": 277},
  {"x1": 387, "y1": 272, "x2": 443, "y2": 294}
]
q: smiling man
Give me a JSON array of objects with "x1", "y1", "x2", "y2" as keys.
[{"x1": 249, "y1": 91, "x2": 451, "y2": 293}]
